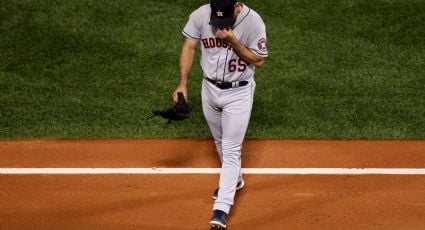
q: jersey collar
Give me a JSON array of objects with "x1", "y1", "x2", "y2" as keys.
[{"x1": 232, "y1": 4, "x2": 250, "y2": 29}]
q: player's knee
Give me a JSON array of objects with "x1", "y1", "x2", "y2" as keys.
[{"x1": 221, "y1": 146, "x2": 241, "y2": 163}]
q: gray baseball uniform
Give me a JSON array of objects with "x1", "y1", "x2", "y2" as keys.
[{"x1": 182, "y1": 3, "x2": 268, "y2": 214}]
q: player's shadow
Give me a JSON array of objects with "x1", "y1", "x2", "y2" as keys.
[{"x1": 155, "y1": 141, "x2": 219, "y2": 168}]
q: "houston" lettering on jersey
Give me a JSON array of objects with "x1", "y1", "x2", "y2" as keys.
[{"x1": 201, "y1": 37, "x2": 233, "y2": 51}]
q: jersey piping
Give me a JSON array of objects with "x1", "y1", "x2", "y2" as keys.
[{"x1": 182, "y1": 30, "x2": 200, "y2": 40}]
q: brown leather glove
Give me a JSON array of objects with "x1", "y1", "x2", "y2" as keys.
[{"x1": 148, "y1": 92, "x2": 191, "y2": 124}]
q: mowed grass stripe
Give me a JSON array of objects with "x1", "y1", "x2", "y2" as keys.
[{"x1": 1, "y1": 0, "x2": 424, "y2": 139}]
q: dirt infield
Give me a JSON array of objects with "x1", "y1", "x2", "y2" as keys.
[{"x1": 1, "y1": 140, "x2": 425, "y2": 229}]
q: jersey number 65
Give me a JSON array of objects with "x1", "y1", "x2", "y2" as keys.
[{"x1": 228, "y1": 58, "x2": 247, "y2": 72}]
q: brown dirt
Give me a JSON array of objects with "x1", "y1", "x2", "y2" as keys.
[{"x1": 1, "y1": 139, "x2": 425, "y2": 229}]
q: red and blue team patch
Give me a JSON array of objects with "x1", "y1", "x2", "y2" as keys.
[{"x1": 258, "y1": 38, "x2": 267, "y2": 52}]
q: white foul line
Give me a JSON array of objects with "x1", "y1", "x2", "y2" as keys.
[{"x1": 1, "y1": 168, "x2": 425, "y2": 175}]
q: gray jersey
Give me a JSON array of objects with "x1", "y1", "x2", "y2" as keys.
[{"x1": 182, "y1": 4, "x2": 268, "y2": 82}]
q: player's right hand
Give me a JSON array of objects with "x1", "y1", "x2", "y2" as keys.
[
  {"x1": 172, "y1": 84, "x2": 188, "y2": 103},
  {"x1": 216, "y1": 28, "x2": 237, "y2": 45}
]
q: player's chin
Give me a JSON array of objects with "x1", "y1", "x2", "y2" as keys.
[{"x1": 213, "y1": 27, "x2": 226, "y2": 33}]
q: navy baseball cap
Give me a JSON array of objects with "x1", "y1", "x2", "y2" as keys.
[{"x1": 210, "y1": 0, "x2": 237, "y2": 29}]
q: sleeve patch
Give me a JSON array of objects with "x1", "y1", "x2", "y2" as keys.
[{"x1": 258, "y1": 38, "x2": 267, "y2": 52}]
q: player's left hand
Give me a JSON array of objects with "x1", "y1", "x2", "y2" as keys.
[{"x1": 215, "y1": 28, "x2": 237, "y2": 44}]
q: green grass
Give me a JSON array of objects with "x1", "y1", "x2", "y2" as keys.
[{"x1": 1, "y1": 0, "x2": 424, "y2": 139}]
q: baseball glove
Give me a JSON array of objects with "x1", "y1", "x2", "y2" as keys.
[{"x1": 148, "y1": 92, "x2": 191, "y2": 124}]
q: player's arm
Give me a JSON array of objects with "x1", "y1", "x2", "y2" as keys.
[
  {"x1": 216, "y1": 29, "x2": 264, "y2": 68},
  {"x1": 173, "y1": 38, "x2": 198, "y2": 102}
]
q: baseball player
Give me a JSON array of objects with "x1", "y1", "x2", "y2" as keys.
[{"x1": 172, "y1": 0, "x2": 267, "y2": 229}]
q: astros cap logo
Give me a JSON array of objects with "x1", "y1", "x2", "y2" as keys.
[{"x1": 210, "y1": 0, "x2": 236, "y2": 29}]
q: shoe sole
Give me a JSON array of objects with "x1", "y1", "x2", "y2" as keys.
[
  {"x1": 210, "y1": 220, "x2": 226, "y2": 229},
  {"x1": 212, "y1": 180, "x2": 245, "y2": 200}
]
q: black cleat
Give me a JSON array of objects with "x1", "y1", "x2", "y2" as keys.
[{"x1": 210, "y1": 210, "x2": 227, "y2": 229}]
